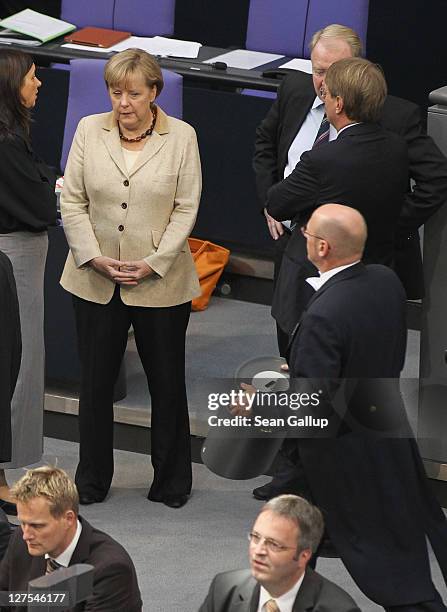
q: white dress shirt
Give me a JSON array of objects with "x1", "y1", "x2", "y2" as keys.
[
  {"x1": 281, "y1": 98, "x2": 337, "y2": 229},
  {"x1": 305, "y1": 261, "x2": 360, "y2": 292},
  {"x1": 257, "y1": 573, "x2": 305, "y2": 612},
  {"x1": 45, "y1": 519, "x2": 82, "y2": 567}
]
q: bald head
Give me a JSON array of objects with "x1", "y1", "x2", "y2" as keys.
[{"x1": 305, "y1": 204, "x2": 367, "y2": 270}]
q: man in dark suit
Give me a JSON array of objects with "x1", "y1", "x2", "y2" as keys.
[
  {"x1": 255, "y1": 55, "x2": 410, "y2": 501},
  {"x1": 199, "y1": 494, "x2": 360, "y2": 612},
  {"x1": 287, "y1": 204, "x2": 447, "y2": 611},
  {"x1": 0, "y1": 466, "x2": 142, "y2": 611},
  {"x1": 254, "y1": 24, "x2": 447, "y2": 349},
  {"x1": 267, "y1": 56, "x2": 410, "y2": 336}
]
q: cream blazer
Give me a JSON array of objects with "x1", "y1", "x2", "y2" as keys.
[{"x1": 60, "y1": 108, "x2": 202, "y2": 307}]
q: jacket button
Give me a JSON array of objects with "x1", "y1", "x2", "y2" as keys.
[
  {"x1": 118, "y1": 225, "x2": 124, "y2": 231},
  {"x1": 123, "y1": 179, "x2": 129, "y2": 186},
  {"x1": 121, "y1": 202, "x2": 127, "y2": 209}
]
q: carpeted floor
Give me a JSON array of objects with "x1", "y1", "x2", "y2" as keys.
[{"x1": 6, "y1": 434, "x2": 447, "y2": 612}]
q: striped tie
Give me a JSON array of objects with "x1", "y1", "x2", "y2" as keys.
[
  {"x1": 45, "y1": 558, "x2": 62, "y2": 575},
  {"x1": 265, "y1": 599, "x2": 280, "y2": 612},
  {"x1": 313, "y1": 114, "x2": 330, "y2": 148}
]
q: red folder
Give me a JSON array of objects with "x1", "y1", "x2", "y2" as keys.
[{"x1": 64, "y1": 27, "x2": 131, "y2": 48}]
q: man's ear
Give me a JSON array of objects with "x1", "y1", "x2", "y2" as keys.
[
  {"x1": 294, "y1": 547, "x2": 312, "y2": 565},
  {"x1": 336, "y1": 95, "x2": 344, "y2": 115},
  {"x1": 64, "y1": 509, "x2": 77, "y2": 525}
]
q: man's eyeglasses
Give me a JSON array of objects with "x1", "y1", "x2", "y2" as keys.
[
  {"x1": 300, "y1": 225, "x2": 327, "y2": 242},
  {"x1": 248, "y1": 532, "x2": 296, "y2": 553}
]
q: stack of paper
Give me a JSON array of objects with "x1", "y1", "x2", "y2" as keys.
[
  {"x1": 204, "y1": 49, "x2": 284, "y2": 70},
  {"x1": 0, "y1": 8, "x2": 75, "y2": 44},
  {"x1": 63, "y1": 36, "x2": 202, "y2": 58}
]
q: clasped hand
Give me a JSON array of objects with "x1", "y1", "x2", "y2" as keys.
[{"x1": 90, "y1": 256, "x2": 153, "y2": 285}]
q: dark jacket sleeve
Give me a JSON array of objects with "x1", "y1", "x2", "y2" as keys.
[
  {"x1": 0, "y1": 136, "x2": 57, "y2": 231},
  {"x1": 253, "y1": 91, "x2": 282, "y2": 208},
  {"x1": 266, "y1": 149, "x2": 319, "y2": 222},
  {"x1": 0, "y1": 510, "x2": 11, "y2": 564},
  {"x1": 382, "y1": 98, "x2": 447, "y2": 231}
]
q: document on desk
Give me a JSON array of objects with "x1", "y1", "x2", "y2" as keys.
[
  {"x1": 279, "y1": 58, "x2": 313, "y2": 73},
  {"x1": 204, "y1": 49, "x2": 283, "y2": 70},
  {"x1": 62, "y1": 36, "x2": 202, "y2": 58},
  {"x1": 0, "y1": 28, "x2": 42, "y2": 46},
  {"x1": 0, "y1": 8, "x2": 75, "y2": 43}
]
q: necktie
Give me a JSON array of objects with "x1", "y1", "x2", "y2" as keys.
[
  {"x1": 265, "y1": 599, "x2": 280, "y2": 612},
  {"x1": 313, "y1": 113, "x2": 330, "y2": 148},
  {"x1": 45, "y1": 557, "x2": 62, "y2": 575}
]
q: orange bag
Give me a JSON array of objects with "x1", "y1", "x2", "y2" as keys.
[{"x1": 188, "y1": 238, "x2": 230, "y2": 311}]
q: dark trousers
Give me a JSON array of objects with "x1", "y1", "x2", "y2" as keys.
[
  {"x1": 273, "y1": 229, "x2": 291, "y2": 358},
  {"x1": 73, "y1": 288, "x2": 192, "y2": 499},
  {"x1": 385, "y1": 595, "x2": 447, "y2": 611}
]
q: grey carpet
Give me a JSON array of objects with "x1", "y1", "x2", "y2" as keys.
[
  {"x1": 5, "y1": 433, "x2": 446, "y2": 612},
  {"x1": 5, "y1": 298, "x2": 441, "y2": 611}
]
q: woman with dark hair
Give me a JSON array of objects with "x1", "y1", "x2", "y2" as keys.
[{"x1": 0, "y1": 49, "x2": 57, "y2": 514}]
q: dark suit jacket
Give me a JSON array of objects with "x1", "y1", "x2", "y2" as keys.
[
  {"x1": 0, "y1": 250, "x2": 21, "y2": 463},
  {"x1": 0, "y1": 510, "x2": 10, "y2": 563},
  {"x1": 0, "y1": 516, "x2": 142, "y2": 611},
  {"x1": 199, "y1": 567, "x2": 360, "y2": 612},
  {"x1": 265, "y1": 122, "x2": 408, "y2": 334},
  {"x1": 288, "y1": 263, "x2": 447, "y2": 606},
  {"x1": 254, "y1": 70, "x2": 447, "y2": 299}
]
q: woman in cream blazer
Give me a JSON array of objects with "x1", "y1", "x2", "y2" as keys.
[{"x1": 60, "y1": 50, "x2": 201, "y2": 509}]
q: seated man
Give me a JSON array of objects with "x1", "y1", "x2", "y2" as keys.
[
  {"x1": 0, "y1": 466, "x2": 142, "y2": 611},
  {"x1": 199, "y1": 494, "x2": 360, "y2": 612}
]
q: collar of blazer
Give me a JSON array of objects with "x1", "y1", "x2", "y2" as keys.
[
  {"x1": 288, "y1": 263, "x2": 365, "y2": 350},
  {"x1": 335, "y1": 122, "x2": 382, "y2": 141},
  {"x1": 101, "y1": 106, "x2": 170, "y2": 178},
  {"x1": 306, "y1": 262, "x2": 365, "y2": 309},
  {"x1": 243, "y1": 566, "x2": 320, "y2": 611},
  {"x1": 68, "y1": 516, "x2": 93, "y2": 565}
]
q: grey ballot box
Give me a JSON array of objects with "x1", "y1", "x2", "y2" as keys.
[
  {"x1": 28, "y1": 564, "x2": 93, "y2": 612},
  {"x1": 419, "y1": 85, "x2": 447, "y2": 479}
]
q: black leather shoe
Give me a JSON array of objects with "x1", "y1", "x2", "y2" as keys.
[
  {"x1": 252, "y1": 483, "x2": 277, "y2": 501},
  {"x1": 78, "y1": 493, "x2": 104, "y2": 505},
  {"x1": 163, "y1": 494, "x2": 188, "y2": 509},
  {"x1": 0, "y1": 499, "x2": 17, "y2": 516}
]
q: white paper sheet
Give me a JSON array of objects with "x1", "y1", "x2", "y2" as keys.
[
  {"x1": 279, "y1": 58, "x2": 313, "y2": 73},
  {"x1": 63, "y1": 36, "x2": 202, "y2": 58},
  {"x1": 116, "y1": 36, "x2": 202, "y2": 58},
  {"x1": 0, "y1": 27, "x2": 42, "y2": 46},
  {"x1": 204, "y1": 49, "x2": 283, "y2": 70},
  {"x1": 62, "y1": 43, "x2": 112, "y2": 53}
]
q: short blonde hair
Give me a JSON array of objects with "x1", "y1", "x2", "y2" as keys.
[
  {"x1": 11, "y1": 466, "x2": 79, "y2": 517},
  {"x1": 104, "y1": 48, "x2": 164, "y2": 97},
  {"x1": 309, "y1": 24, "x2": 362, "y2": 57},
  {"x1": 325, "y1": 57, "x2": 387, "y2": 123}
]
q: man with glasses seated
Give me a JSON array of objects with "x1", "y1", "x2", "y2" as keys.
[{"x1": 199, "y1": 495, "x2": 360, "y2": 612}]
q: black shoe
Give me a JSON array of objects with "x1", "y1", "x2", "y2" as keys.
[
  {"x1": 252, "y1": 483, "x2": 277, "y2": 501},
  {"x1": 0, "y1": 499, "x2": 17, "y2": 516},
  {"x1": 147, "y1": 492, "x2": 188, "y2": 508},
  {"x1": 78, "y1": 493, "x2": 105, "y2": 505},
  {"x1": 163, "y1": 494, "x2": 188, "y2": 509}
]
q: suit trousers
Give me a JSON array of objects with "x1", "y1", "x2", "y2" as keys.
[
  {"x1": 73, "y1": 287, "x2": 192, "y2": 499},
  {"x1": 273, "y1": 229, "x2": 291, "y2": 358}
]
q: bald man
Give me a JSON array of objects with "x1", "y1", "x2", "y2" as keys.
[{"x1": 288, "y1": 205, "x2": 447, "y2": 611}]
